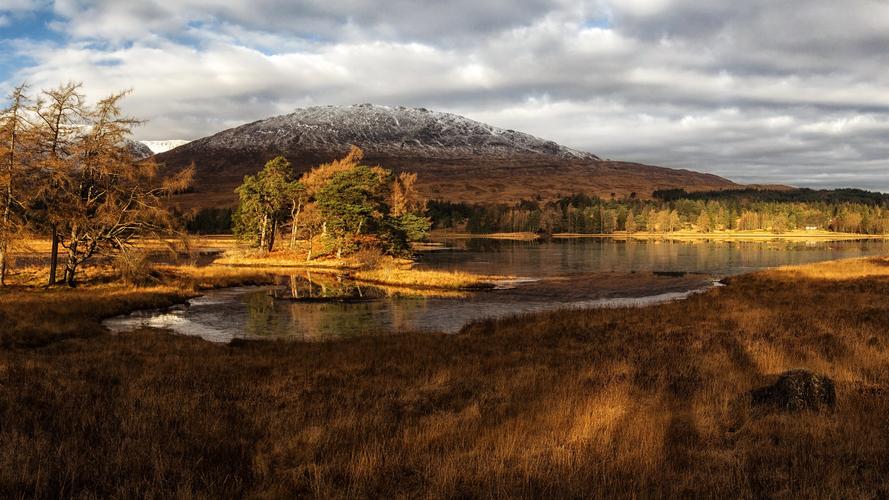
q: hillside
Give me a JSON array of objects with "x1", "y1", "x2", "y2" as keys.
[{"x1": 155, "y1": 104, "x2": 738, "y2": 208}]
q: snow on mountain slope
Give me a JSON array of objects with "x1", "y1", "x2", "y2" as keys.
[
  {"x1": 140, "y1": 140, "x2": 190, "y2": 154},
  {"x1": 125, "y1": 139, "x2": 155, "y2": 160},
  {"x1": 179, "y1": 104, "x2": 598, "y2": 161}
]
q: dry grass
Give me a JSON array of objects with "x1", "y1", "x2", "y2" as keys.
[
  {"x1": 0, "y1": 264, "x2": 279, "y2": 347},
  {"x1": 213, "y1": 246, "x2": 497, "y2": 290},
  {"x1": 430, "y1": 230, "x2": 542, "y2": 241},
  {"x1": 351, "y1": 267, "x2": 500, "y2": 290},
  {"x1": 214, "y1": 251, "x2": 365, "y2": 270},
  {"x1": 1, "y1": 258, "x2": 889, "y2": 496}
]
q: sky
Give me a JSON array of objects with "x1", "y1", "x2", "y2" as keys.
[{"x1": 1, "y1": 0, "x2": 888, "y2": 190}]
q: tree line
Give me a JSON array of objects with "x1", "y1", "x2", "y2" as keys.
[
  {"x1": 0, "y1": 82, "x2": 191, "y2": 287},
  {"x1": 428, "y1": 190, "x2": 889, "y2": 235},
  {"x1": 232, "y1": 147, "x2": 430, "y2": 259}
]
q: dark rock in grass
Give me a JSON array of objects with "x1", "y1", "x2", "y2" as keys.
[{"x1": 751, "y1": 369, "x2": 836, "y2": 413}]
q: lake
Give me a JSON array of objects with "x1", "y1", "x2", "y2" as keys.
[{"x1": 104, "y1": 237, "x2": 889, "y2": 342}]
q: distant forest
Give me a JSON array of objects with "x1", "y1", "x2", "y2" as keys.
[
  {"x1": 426, "y1": 188, "x2": 889, "y2": 235},
  {"x1": 184, "y1": 188, "x2": 889, "y2": 235}
]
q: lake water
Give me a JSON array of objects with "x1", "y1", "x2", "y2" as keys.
[{"x1": 104, "y1": 238, "x2": 889, "y2": 342}]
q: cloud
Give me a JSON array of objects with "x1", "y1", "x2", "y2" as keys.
[
  {"x1": 46, "y1": 0, "x2": 602, "y2": 45},
  {"x1": 0, "y1": 0, "x2": 47, "y2": 12},
  {"x1": 2, "y1": 0, "x2": 888, "y2": 191}
]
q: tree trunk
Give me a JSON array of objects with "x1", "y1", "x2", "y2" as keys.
[
  {"x1": 0, "y1": 177, "x2": 11, "y2": 286},
  {"x1": 48, "y1": 225, "x2": 60, "y2": 285},
  {"x1": 0, "y1": 244, "x2": 6, "y2": 287},
  {"x1": 289, "y1": 202, "x2": 301, "y2": 249},
  {"x1": 64, "y1": 240, "x2": 78, "y2": 287},
  {"x1": 259, "y1": 214, "x2": 268, "y2": 250},
  {"x1": 267, "y1": 220, "x2": 277, "y2": 252}
]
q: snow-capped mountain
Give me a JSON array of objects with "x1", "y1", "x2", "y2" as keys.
[
  {"x1": 176, "y1": 104, "x2": 596, "y2": 161},
  {"x1": 140, "y1": 140, "x2": 190, "y2": 155},
  {"x1": 156, "y1": 104, "x2": 736, "y2": 208}
]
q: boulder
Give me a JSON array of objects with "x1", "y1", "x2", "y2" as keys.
[{"x1": 751, "y1": 369, "x2": 836, "y2": 413}]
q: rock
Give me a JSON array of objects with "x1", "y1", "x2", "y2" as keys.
[{"x1": 751, "y1": 369, "x2": 837, "y2": 413}]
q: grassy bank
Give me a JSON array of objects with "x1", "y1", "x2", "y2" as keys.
[
  {"x1": 214, "y1": 249, "x2": 499, "y2": 290},
  {"x1": 0, "y1": 265, "x2": 278, "y2": 347},
  {"x1": 2, "y1": 258, "x2": 889, "y2": 496},
  {"x1": 350, "y1": 267, "x2": 500, "y2": 290}
]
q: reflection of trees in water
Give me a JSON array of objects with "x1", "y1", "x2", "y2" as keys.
[
  {"x1": 279, "y1": 271, "x2": 370, "y2": 299},
  {"x1": 244, "y1": 291, "x2": 283, "y2": 337},
  {"x1": 424, "y1": 239, "x2": 889, "y2": 277},
  {"x1": 283, "y1": 302, "x2": 391, "y2": 340},
  {"x1": 251, "y1": 272, "x2": 445, "y2": 339}
]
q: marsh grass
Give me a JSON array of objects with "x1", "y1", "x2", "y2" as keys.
[
  {"x1": 350, "y1": 267, "x2": 500, "y2": 290},
  {"x1": 1, "y1": 258, "x2": 889, "y2": 496}
]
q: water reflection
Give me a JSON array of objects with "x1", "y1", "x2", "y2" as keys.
[
  {"x1": 104, "y1": 238, "x2": 889, "y2": 342},
  {"x1": 417, "y1": 238, "x2": 889, "y2": 277}
]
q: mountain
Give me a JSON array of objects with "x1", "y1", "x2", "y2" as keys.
[
  {"x1": 125, "y1": 139, "x2": 154, "y2": 160},
  {"x1": 156, "y1": 104, "x2": 738, "y2": 208},
  {"x1": 140, "y1": 140, "x2": 191, "y2": 154}
]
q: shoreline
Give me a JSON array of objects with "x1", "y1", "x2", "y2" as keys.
[{"x1": 431, "y1": 229, "x2": 889, "y2": 242}]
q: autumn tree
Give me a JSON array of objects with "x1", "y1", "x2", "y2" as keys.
[
  {"x1": 625, "y1": 210, "x2": 637, "y2": 233},
  {"x1": 287, "y1": 182, "x2": 307, "y2": 250},
  {"x1": 387, "y1": 171, "x2": 430, "y2": 246},
  {"x1": 696, "y1": 211, "x2": 712, "y2": 233},
  {"x1": 53, "y1": 91, "x2": 191, "y2": 286},
  {"x1": 0, "y1": 84, "x2": 31, "y2": 286},
  {"x1": 32, "y1": 82, "x2": 85, "y2": 285}
]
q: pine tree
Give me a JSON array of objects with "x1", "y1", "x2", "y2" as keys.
[{"x1": 233, "y1": 156, "x2": 297, "y2": 252}]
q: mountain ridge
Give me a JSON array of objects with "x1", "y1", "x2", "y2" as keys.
[{"x1": 155, "y1": 104, "x2": 738, "y2": 208}]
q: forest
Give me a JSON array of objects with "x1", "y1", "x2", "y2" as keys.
[{"x1": 426, "y1": 189, "x2": 889, "y2": 235}]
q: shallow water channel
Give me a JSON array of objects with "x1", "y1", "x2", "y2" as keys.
[{"x1": 104, "y1": 238, "x2": 889, "y2": 342}]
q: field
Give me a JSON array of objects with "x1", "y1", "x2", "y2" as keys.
[{"x1": 1, "y1": 257, "x2": 889, "y2": 496}]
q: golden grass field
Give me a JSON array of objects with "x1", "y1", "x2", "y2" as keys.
[{"x1": 1, "y1": 256, "x2": 889, "y2": 496}]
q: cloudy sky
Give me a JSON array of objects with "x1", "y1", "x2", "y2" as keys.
[{"x1": 1, "y1": 0, "x2": 888, "y2": 189}]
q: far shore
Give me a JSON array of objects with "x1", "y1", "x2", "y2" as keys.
[{"x1": 431, "y1": 229, "x2": 889, "y2": 242}]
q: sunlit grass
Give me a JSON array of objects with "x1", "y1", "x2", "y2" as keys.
[
  {"x1": 351, "y1": 267, "x2": 500, "y2": 290},
  {"x1": 2, "y1": 255, "x2": 889, "y2": 495}
]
